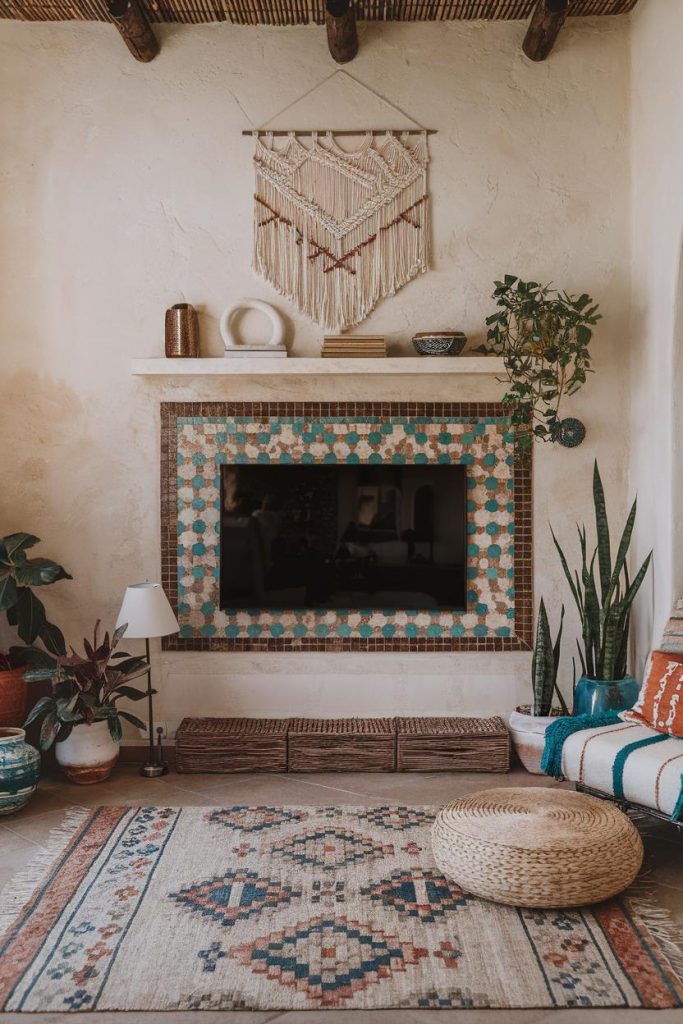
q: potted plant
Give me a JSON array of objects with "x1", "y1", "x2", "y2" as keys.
[
  {"x1": 24, "y1": 621, "x2": 148, "y2": 784},
  {"x1": 509, "y1": 598, "x2": 568, "y2": 773},
  {"x1": 477, "y1": 276, "x2": 600, "y2": 449},
  {"x1": 0, "y1": 533, "x2": 71, "y2": 728},
  {"x1": 551, "y1": 461, "x2": 652, "y2": 716}
]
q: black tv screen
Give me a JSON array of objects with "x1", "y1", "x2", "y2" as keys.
[{"x1": 219, "y1": 464, "x2": 467, "y2": 611}]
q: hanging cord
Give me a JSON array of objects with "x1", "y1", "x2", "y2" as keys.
[{"x1": 245, "y1": 69, "x2": 434, "y2": 138}]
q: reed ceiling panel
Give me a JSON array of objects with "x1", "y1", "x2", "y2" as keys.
[{"x1": 0, "y1": 0, "x2": 639, "y2": 25}]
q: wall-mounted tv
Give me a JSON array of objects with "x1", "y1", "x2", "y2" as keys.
[{"x1": 219, "y1": 464, "x2": 467, "y2": 611}]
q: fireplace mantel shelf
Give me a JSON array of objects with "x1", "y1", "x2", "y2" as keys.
[{"x1": 131, "y1": 357, "x2": 504, "y2": 377}]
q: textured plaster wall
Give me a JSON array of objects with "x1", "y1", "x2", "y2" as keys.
[
  {"x1": 628, "y1": 0, "x2": 683, "y2": 673},
  {"x1": 0, "y1": 16, "x2": 631, "y2": 734}
]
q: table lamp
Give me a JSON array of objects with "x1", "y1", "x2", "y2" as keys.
[{"x1": 116, "y1": 582, "x2": 179, "y2": 778}]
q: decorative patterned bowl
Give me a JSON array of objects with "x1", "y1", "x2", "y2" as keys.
[{"x1": 412, "y1": 331, "x2": 467, "y2": 356}]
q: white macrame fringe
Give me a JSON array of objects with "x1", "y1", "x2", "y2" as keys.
[
  {"x1": 625, "y1": 878, "x2": 683, "y2": 985},
  {"x1": 252, "y1": 133, "x2": 430, "y2": 332},
  {"x1": 0, "y1": 806, "x2": 90, "y2": 942}
]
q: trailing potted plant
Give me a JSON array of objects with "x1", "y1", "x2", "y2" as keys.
[
  {"x1": 509, "y1": 598, "x2": 568, "y2": 773},
  {"x1": 551, "y1": 461, "x2": 652, "y2": 716},
  {"x1": 0, "y1": 533, "x2": 71, "y2": 727},
  {"x1": 24, "y1": 621, "x2": 148, "y2": 784},
  {"x1": 477, "y1": 276, "x2": 600, "y2": 449}
]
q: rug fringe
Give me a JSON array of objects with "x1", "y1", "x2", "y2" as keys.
[
  {"x1": 625, "y1": 879, "x2": 683, "y2": 984},
  {"x1": 0, "y1": 806, "x2": 90, "y2": 942}
]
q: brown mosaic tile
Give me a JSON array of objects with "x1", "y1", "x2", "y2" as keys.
[{"x1": 160, "y1": 402, "x2": 532, "y2": 654}]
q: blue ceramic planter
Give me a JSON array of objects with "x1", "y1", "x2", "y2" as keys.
[
  {"x1": 0, "y1": 727, "x2": 40, "y2": 815},
  {"x1": 573, "y1": 675, "x2": 640, "y2": 717}
]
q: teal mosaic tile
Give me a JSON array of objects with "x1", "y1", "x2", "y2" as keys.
[{"x1": 171, "y1": 410, "x2": 525, "y2": 645}]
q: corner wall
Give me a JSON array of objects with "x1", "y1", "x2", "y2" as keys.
[{"x1": 628, "y1": 0, "x2": 683, "y2": 671}]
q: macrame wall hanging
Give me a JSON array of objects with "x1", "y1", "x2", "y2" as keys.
[{"x1": 245, "y1": 73, "x2": 434, "y2": 333}]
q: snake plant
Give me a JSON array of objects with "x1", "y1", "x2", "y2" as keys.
[
  {"x1": 531, "y1": 598, "x2": 567, "y2": 716},
  {"x1": 551, "y1": 461, "x2": 652, "y2": 682}
]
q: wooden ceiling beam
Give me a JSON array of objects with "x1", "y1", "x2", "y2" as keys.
[
  {"x1": 523, "y1": 0, "x2": 568, "y2": 62},
  {"x1": 325, "y1": 0, "x2": 358, "y2": 65},
  {"x1": 107, "y1": 0, "x2": 159, "y2": 63}
]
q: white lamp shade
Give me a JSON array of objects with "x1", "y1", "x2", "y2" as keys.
[{"x1": 116, "y1": 583, "x2": 179, "y2": 639}]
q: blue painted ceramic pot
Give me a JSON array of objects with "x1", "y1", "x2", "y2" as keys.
[
  {"x1": 573, "y1": 675, "x2": 640, "y2": 717},
  {"x1": 0, "y1": 727, "x2": 40, "y2": 815}
]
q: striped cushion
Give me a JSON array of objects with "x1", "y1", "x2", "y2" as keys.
[
  {"x1": 661, "y1": 596, "x2": 683, "y2": 654},
  {"x1": 561, "y1": 721, "x2": 683, "y2": 817}
]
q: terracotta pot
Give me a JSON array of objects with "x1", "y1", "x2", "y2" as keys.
[
  {"x1": 0, "y1": 667, "x2": 27, "y2": 728},
  {"x1": 0, "y1": 727, "x2": 40, "y2": 815},
  {"x1": 55, "y1": 720, "x2": 120, "y2": 785},
  {"x1": 509, "y1": 707, "x2": 565, "y2": 774}
]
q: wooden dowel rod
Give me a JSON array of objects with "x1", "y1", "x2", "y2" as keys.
[{"x1": 241, "y1": 128, "x2": 437, "y2": 137}]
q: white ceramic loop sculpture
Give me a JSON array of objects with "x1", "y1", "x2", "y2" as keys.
[{"x1": 220, "y1": 299, "x2": 286, "y2": 351}]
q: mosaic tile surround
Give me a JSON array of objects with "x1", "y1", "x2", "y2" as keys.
[{"x1": 160, "y1": 403, "x2": 532, "y2": 652}]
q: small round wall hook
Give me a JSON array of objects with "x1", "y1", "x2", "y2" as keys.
[{"x1": 555, "y1": 417, "x2": 586, "y2": 448}]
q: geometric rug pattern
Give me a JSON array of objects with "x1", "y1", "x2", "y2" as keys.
[{"x1": 0, "y1": 805, "x2": 682, "y2": 1011}]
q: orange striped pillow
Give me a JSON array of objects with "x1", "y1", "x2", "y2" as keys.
[{"x1": 621, "y1": 650, "x2": 683, "y2": 737}]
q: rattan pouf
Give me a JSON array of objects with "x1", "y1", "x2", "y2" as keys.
[{"x1": 431, "y1": 787, "x2": 643, "y2": 908}]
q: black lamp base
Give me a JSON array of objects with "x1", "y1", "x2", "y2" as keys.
[{"x1": 140, "y1": 645, "x2": 168, "y2": 779}]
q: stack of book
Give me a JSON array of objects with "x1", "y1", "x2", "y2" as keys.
[{"x1": 321, "y1": 335, "x2": 386, "y2": 358}]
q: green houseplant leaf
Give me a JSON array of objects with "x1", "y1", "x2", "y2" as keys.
[
  {"x1": 118, "y1": 710, "x2": 146, "y2": 731},
  {"x1": 2, "y1": 534, "x2": 40, "y2": 559},
  {"x1": 14, "y1": 558, "x2": 71, "y2": 587},
  {"x1": 593, "y1": 462, "x2": 612, "y2": 602},
  {"x1": 0, "y1": 574, "x2": 18, "y2": 614},
  {"x1": 15, "y1": 587, "x2": 47, "y2": 645},
  {"x1": 0, "y1": 533, "x2": 71, "y2": 668},
  {"x1": 23, "y1": 695, "x2": 56, "y2": 728},
  {"x1": 530, "y1": 599, "x2": 566, "y2": 716},
  {"x1": 39, "y1": 711, "x2": 61, "y2": 751}
]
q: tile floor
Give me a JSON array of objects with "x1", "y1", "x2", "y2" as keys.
[{"x1": 1, "y1": 764, "x2": 682, "y2": 1023}]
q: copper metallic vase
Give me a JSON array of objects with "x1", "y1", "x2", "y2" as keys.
[{"x1": 165, "y1": 303, "x2": 199, "y2": 358}]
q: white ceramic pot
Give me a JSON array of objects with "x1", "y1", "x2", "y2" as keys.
[
  {"x1": 55, "y1": 720, "x2": 120, "y2": 785},
  {"x1": 509, "y1": 707, "x2": 563, "y2": 774}
]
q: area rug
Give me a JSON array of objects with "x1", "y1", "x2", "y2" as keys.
[{"x1": 1, "y1": 805, "x2": 682, "y2": 1012}]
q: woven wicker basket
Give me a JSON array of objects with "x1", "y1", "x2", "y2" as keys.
[
  {"x1": 175, "y1": 717, "x2": 288, "y2": 773},
  {"x1": 432, "y1": 787, "x2": 643, "y2": 908},
  {"x1": 288, "y1": 718, "x2": 395, "y2": 772},
  {"x1": 396, "y1": 716, "x2": 509, "y2": 772}
]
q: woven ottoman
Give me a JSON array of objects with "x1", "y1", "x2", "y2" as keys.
[{"x1": 432, "y1": 787, "x2": 643, "y2": 908}]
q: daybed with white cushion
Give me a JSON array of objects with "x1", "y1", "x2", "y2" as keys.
[
  {"x1": 561, "y1": 720, "x2": 683, "y2": 822},
  {"x1": 547, "y1": 598, "x2": 683, "y2": 824}
]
